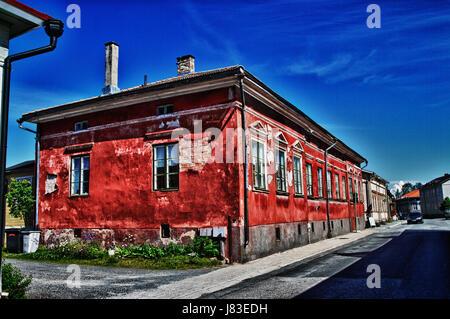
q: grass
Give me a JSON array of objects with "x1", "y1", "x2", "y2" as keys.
[{"x1": 3, "y1": 250, "x2": 223, "y2": 270}]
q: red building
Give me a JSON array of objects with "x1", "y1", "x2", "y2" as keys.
[{"x1": 19, "y1": 43, "x2": 367, "y2": 262}]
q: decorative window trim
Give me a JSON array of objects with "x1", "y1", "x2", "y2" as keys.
[
  {"x1": 274, "y1": 131, "x2": 288, "y2": 147},
  {"x1": 249, "y1": 120, "x2": 268, "y2": 137},
  {"x1": 292, "y1": 140, "x2": 304, "y2": 153}
]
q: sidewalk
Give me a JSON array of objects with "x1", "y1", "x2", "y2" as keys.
[{"x1": 116, "y1": 221, "x2": 402, "y2": 299}]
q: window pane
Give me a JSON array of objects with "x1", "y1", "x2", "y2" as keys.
[
  {"x1": 82, "y1": 170, "x2": 89, "y2": 182},
  {"x1": 82, "y1": 182, "x2": 89, "y2": 194},
  {"x1": 167, "y1": 144, "x2": 178, "y2": 160},
  {"x1": 73, "y1": 157, "x2": 80, "y2": 170},
  {"x1": 156, "y1": 175, "x2": 166, "y2": 189},
  {"x1": 168, "y1": 174, "x2": 179, "y2": 188},
  {"x1": 72, "y1": 182, "x2": 80, "y2": 195},
  {"x1": 72, "y1": 170, "x2": 80, "y2": 183},
  {"x1": 168, "y1": 160, "x2": 179, "y2": 173},
  {"x1": 83, "y1": 156, "x2": 90, "y2": 169},
  {"x1": 155, "y1": 146, "x2": 165, "y2": 160}
]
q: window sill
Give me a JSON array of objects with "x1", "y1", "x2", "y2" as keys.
[
  {"x1": 294, "y1": 193, "x2": 304, "y2": 198},
  {"x1": 154, "y1": 188, "x2": 179, "y2": 192},
  {"x1": 69, "y1": 194, "x2": 89, "y2": 198},
  {"x1": 276, "y1": 191, "x2": 290, "y2": 196},
  {"x1": 253, "y1": 188, "x2": 269, "y2": 194}
]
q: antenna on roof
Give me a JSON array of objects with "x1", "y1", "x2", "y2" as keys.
[{"x1": 144, "y1": 74, "x2": 147, "y2": 86}]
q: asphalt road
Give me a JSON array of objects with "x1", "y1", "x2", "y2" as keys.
[
  {"x1": 6, "y1": 218, "x2": 449, "y2": 299},
  {"x1": 4, "y1": 259, "x2": 216, "y2": 299},
  {"x1": 205, "y1": 218, "x2": 450, "y2": 299}
]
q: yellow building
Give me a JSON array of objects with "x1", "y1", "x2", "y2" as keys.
[{"x1": 5, "y1": 160, "x2": 35, "y2": 228}]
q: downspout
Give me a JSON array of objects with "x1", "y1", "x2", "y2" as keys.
[
  {"x1": 238, "y1": 69, "x2": 249, "y2": 247},
  {"x1": 360, "y1": 161, "x2": 368, "y2": 223},
  {"x1": 17, "y1": 120, "x2": 39, "y2": 230},
  {"x1": 0, "y1": 19, "x2": 64, "y2": 298},
  {"x1": 324, "y1": 139, "x2": 337, "y2": 238}
]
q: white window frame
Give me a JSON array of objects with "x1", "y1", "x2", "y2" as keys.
[
  {"x1": 293, "y1": 154, "x2": 303, "y2": 195},
  {"x1": 276, "y1": 148, "x2": 287, "y2": 192},
  {"x1": 251, "y1": 138, "x2": 267, "y2": 190},
  {"x1": 70, "y1": 154, "x2": 90, "y2": 196}
]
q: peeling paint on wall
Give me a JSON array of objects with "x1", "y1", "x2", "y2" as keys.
[{"x1": 45, "y1": 174, "x2": 58, "y2": 194}]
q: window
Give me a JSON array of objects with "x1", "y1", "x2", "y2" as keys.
[
  {"x1": 153, "y1": 143, "x2": 179, "y2": 190},
  {"x1": 326, "y1": 170, "x2": 332, "y2": 198},
  {"x1": 74, "y1": 121, "x2": 88, "y2": 131},
  {"x1": 71, "y1": 155, "x2": 90, "y2": 196},
  {"x1": 358, "y1": 181, "x2": 362, "y2": 203},
  {"x1": 323, "y1": 221, "x2": 326, "y2": 231},
  {"x1": 161, "y1": 224, "x2": 170, "y2": 238},
  {"x1": 335, "y1": 174, "x2": 340, "y2": 200},
  {"x1": 311, "y1": 223, "x2": 315, "y2": 233},
  {"x1": 251, "y1": 140, "x2": 266, "y2": 189},
  {"x1": 276, "y1": 149, "x2": 287, "y2": 192},
  {"x1": 293, "y1": 156, "x2": 303, "y2": 195},
  {"x1": 298, "y1": 224, "x2": 301, "y2": 236},
  {"x1": 306, "y1": 163, "x2": 313, "y2": 196},
  {"x1": 349, "y1": 177, "x2": 354, "y2": 202},
  {"x1": 157, "y1": 104, "x2": 174, "y2": 115},
  {"x1": 275, "y1": 227, "x2": 281, "y2": 241},
  {"x1": 317, "y1": 167, "x2": 324, "y2": 198},
  {"x1": 342, "y1": 176, "x2": 347, "y2": 200}
]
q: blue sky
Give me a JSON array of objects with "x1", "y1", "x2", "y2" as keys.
[{"x1": 6, "y1": 0, "x2": 450, "y2": 185}]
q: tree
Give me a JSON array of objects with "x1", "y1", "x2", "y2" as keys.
[
  {"x1": 401, "y1": 183, "x2": 413, "y2": 196},
  {"x1": 5, "y1": 178, "x2": 35, "y2": 228},
  {"x1": 413, "y1": 182, "x2": 422, "y2": 190},
  {"x1": 440, "y1": 197, "x2": 450, "y2": 212}
]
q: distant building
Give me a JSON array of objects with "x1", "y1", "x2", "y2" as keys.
[
  {"x1": 5, "y1": 160, "x2": 35, "y2": 228},
  {"x1": 420, "y1": 174, "x2": 450, "y2": 217},
  {"x1": 362, "y1": 170, "x2": 390, "y2": 223},
  {"x1": 396, "y1": 189, "x2": 421, "y2": 219}
]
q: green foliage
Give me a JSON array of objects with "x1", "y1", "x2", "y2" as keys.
[
  {"x1": 18, "y1": 236, "x2": 220, "y2": 262},
  {"x1": 440, "y1": 197, "x2": 450, "y2": 211},
  {"x1": 5, "y1": 179, "x2": 35, "y2": 227},
  {"x1": 1, "y1": 260, "x2": 32, "y2": 299},
  {"x1": 115, "y1": 237, "x2": 220, "y2": 259},
  {"x1": 21, "y1": 241, "x2": 107, "y2": 261}
]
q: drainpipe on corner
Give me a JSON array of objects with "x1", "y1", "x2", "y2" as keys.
[
  {"x1": 0, "y1": 19, "x2": 64, "y2": 299},
  {"x1": 324, "y1": 139, "x2": 337, "y2": 238},
  {"x1": 238, "y1": 69, "x2": 249, "y2": 247}
]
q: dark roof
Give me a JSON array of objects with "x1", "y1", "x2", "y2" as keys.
[
  {"x1": 422, "y1": 173, "x2": 450, "y2": 188},
  {"x1": 6, "y1": 160, "x2": 35, "y2": 173},
  {"x1": 19, "y1": 65, "x2": 367, "y2": 164},
  {"x1": 19, "y1": 65, "x2": 242, "y2": 122}
]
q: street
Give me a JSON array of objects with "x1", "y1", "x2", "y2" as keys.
[
  {"x1": 5, "y1": 218, "x2": 449, "y2": 299},
  {"x1": 204, "y1": 218, "x2": 450, "y2": 299}
]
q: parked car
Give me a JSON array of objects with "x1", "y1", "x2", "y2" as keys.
[{"x1": 407, "y1": 211, "x2": 423, "y2": 224}]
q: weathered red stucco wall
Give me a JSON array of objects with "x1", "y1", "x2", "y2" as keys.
[{"x1": 38, "y1": 88, "x2": 241, "y2": 234}]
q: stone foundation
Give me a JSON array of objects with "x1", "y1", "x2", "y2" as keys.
[
  {"x1": 231, "y1": 217, "x2": 366, "y2": 263},
  {"x1": 40, "y1": 227, "x2": 198, "y2": 248}
]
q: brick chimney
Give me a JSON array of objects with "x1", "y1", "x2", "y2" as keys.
[
  {"x1": 102, "y1": 42, "x2": 120, "y2": 95},
  {"x1": 176, "y1": 55, "x2": 195, "y2": 75}
]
